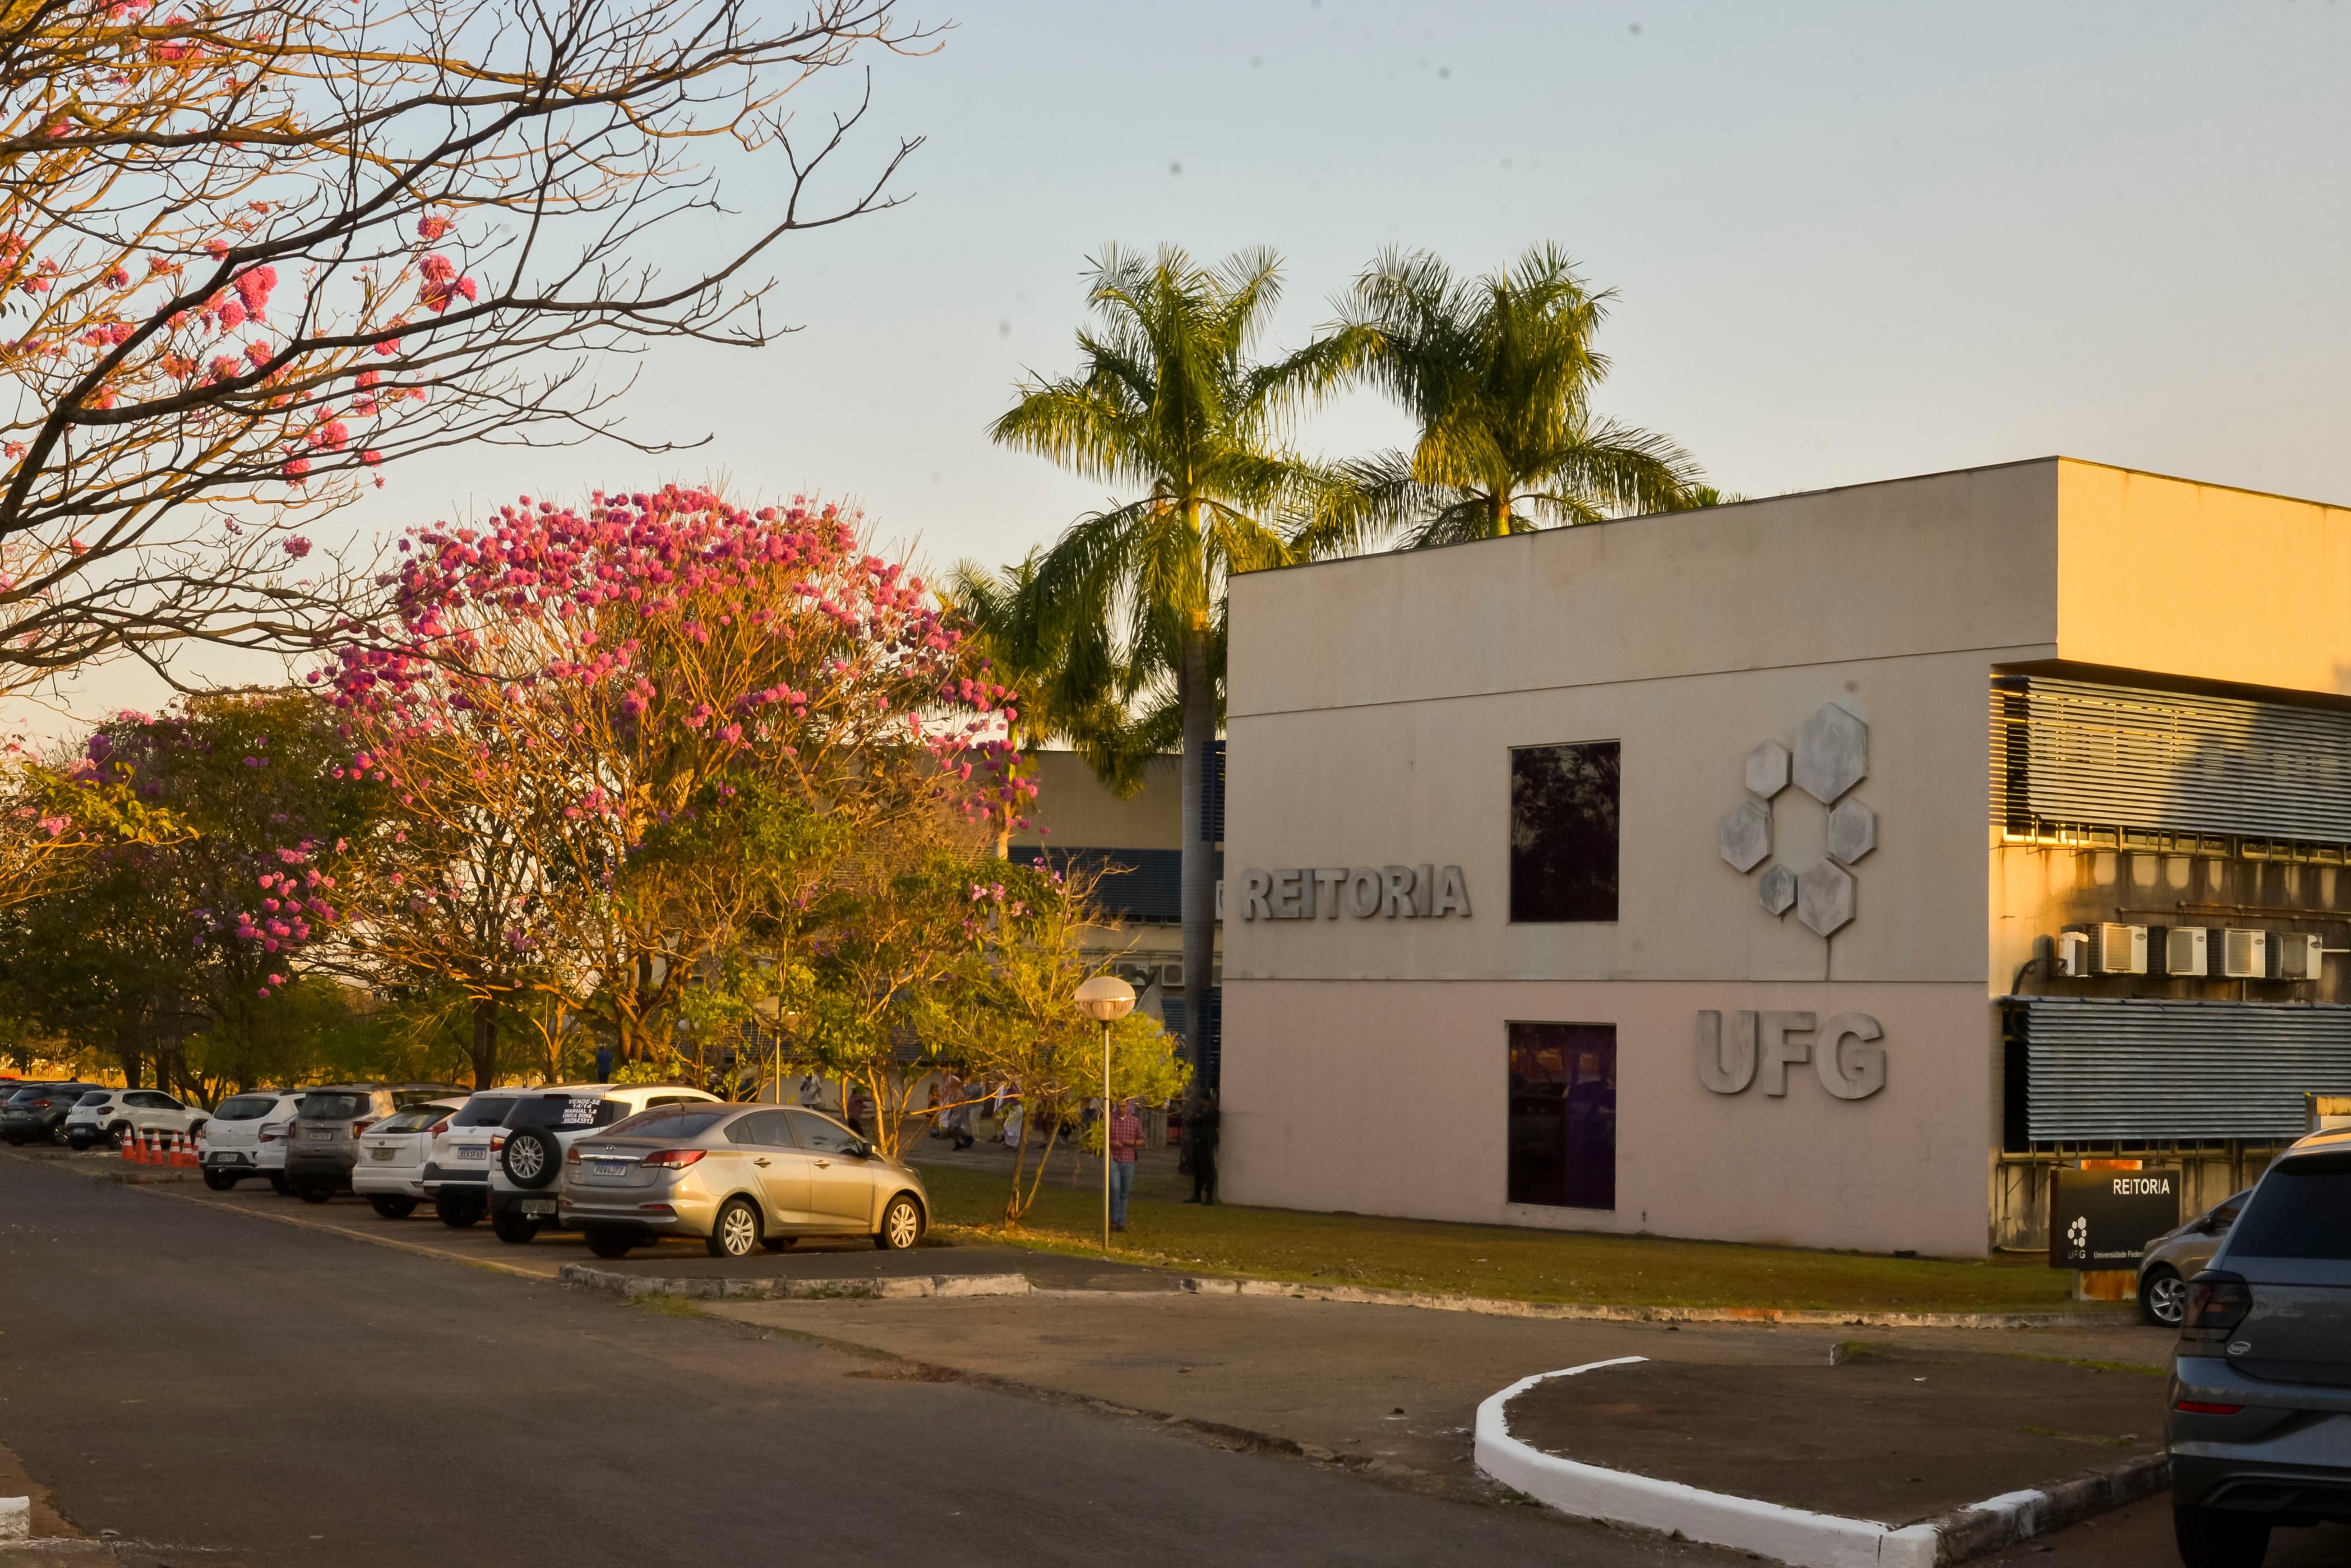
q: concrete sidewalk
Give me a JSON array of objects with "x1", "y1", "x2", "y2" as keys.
[{"x1": 700, "y1": 1288, "x2": 2176, "y2": 1507}]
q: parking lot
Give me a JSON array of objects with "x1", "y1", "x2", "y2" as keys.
[{"x1": 10, "y1": 1140, "x2": 2351, "y2": 1567}]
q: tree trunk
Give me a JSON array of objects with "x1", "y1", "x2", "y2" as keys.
[
  {"x1": 469, "y1": 995, "x2": 499, "y2": 1090},
  {"x1": 1177, "y1": 630, "x2": 1216, "y2": 1088}
]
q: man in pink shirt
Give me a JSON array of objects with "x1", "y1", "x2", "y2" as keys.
[{"x1": 1107, "y1": 1098, "x2": 1144, "y2": 1233}]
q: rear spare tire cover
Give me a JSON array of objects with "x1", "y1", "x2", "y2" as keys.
[{"x1": 502, "y1": 1123, "x2": 562, "y2": 1188}]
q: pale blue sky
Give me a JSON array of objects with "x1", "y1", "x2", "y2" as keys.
[{"x1": 22, "y1": 0, "x2": 2351, "y2": 724}]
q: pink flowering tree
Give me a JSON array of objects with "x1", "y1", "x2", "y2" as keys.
[
  {"x1": 0, "y1": 0, "x2": 926, "y2": 695},
  {"x1": 0, "y1": 692, "x2": 375, "y2": 1099},
  {"x1": 327, "y1": 485, "x2": 1019, "y2": 1087}
]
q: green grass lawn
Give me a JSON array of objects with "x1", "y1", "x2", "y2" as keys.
[{"x1": 913, "y1": 1160, "x2": 2087, "y2": 1315}]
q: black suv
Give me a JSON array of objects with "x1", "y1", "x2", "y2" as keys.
[{"x1": 0, "y1": 1083, "x2": 108, "y2": 1145}]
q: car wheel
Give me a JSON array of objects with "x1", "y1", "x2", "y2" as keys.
[
  {"x1": 435, "y1": 1194, "x2": 484, "y2": 1228},
  {"x1": 201, "y1": 1167, "x2": 238, "y2": 1191},
  {"x1": 2173, "y1": 1504, "x2": 2269, "y2": 1568},
  {"x1": 296, "y1": 1179, "x2": 334, "y2": 1204},
  {"x1": 369, "y1": 1195, "x2": 417, "y2": 1220},
  {"x1": 492, "y1": 1210, "x2": 541, "y2": 1245},
  {"x1": 875, "y1": 1193, "x2": 923, "y2": 1252},
  {"x1": 107, "y1": 1122, "x2": 132, "y2": 1149},
  {"x1": 2140, "y1": 1265, "x2": 2187, "y2": 1327},
  {"x1": 268, "y1": 1173, "x2": 292, "y2": 1195},
  {"x1": 585, "y1": 1227, "x2": 635, "y2": 1259},
  {"x1": 706, "y1": 1197, "x2": 761, "y2": 1259},
  {"x1": 761, "y1": 1237, "x2": 797, "y2": 1253}
]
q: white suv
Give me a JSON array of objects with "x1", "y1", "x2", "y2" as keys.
[
  {"x1": 65, "y1": 1088, "x2": 209, "y2": 1151},
  {"x1": 195, "y1": 1090, "x2": 305, "y2": 1189},
  {"x1": 423, "y1": 1083, "x2": 718, "y2": 1242}
]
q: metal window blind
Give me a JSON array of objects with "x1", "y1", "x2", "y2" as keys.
[
  {"x1": 2012, "y1": 997, "x2": 2351, "y2": 1141},
  {"x1": 1993, "y1": 676, "x2": 2351, "y2": 843}
]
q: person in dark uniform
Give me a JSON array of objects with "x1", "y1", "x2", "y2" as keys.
[{"x1": 1183, "y1": 1088, "x2": 1220, "y2": 1205}]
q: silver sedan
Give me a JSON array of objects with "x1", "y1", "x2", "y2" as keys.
[{"x1": 558, "y1": 1103, "x2": 929, "y2": 1260}]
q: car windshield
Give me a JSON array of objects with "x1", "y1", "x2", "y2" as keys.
[
  {"x1": 76, "y1": 1091, "x2": 111, "y2": 1108},
  {"x1": 5, "y1": 1087, "x2": 54, "y2": 1106},
  {"x1": 450, "y1": 1095, "x2": 518, "y2": 1127},
  {"x1": 601, "y1": 1106, "x2": 726, "y2": 1140},
  {"x1": 299, "y1": 1093, "x2": 371, "y2": 1121},
  {"x1": 214, "y1": 1095, "x2": 278, "y2": 1121},
  {"x1": 2230, "y1": 1151, "x2": 2351, "y2": 1260},
  {"x1": 368, "y1": 1107, "x2": 440, "y2": 1135}
]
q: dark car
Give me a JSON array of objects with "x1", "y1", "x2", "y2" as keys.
[
  {"x1": 2168, "y1": 1127, "x2": 2351, "y2": 1567},
  {"x1": 0, "y1": 1083, "x2": 108, "y2": 1146},
  {"x1": 283, "y1": 1083, "x2": 464, "y2": 1202}
]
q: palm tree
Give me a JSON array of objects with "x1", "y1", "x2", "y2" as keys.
[
  {"x1": 1311, "y1": 244, "x2": 1703, "y2": 552},
  {"x1": 987, "y1": 244, "x2": 1349, "y2": 1077},
  {"x1": 944, "y1": 551, "x2": 1140, "y2": 857}
]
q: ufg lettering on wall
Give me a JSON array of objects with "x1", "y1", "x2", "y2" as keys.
[
  {"x1": 1696, "y1": 1010, "x2": 1887, "y2": 1100},
  {"x1": 1240, "y1": 865, "x2": 1470, "y2": 921}
]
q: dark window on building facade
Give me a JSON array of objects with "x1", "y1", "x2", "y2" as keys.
[
  {"x1": 1507, "y1": 1022, "x2": 1616, "y2": 1211},
  {"x1": 1509, "y1": 741, "x2": 1620, "y2": 922}
]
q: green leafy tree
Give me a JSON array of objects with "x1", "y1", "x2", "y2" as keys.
[
  {"x1": 989, "y1": 245, "x2": 1348, "y2": 1072},
  {"x1": 950, "y1": 859, "x2": 1188, "y2": 1224},
  {"x1": 1314, "y1": 244, "x2": 1704, "y2": 552}
]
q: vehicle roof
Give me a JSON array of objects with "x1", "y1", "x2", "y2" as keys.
[
  {"x1": 2284, "y1": 1126, "x2": 2351, "y2": 1157},
  {"x1": 459, "y1": 1082, "x2": 712, "y2": 1098}
]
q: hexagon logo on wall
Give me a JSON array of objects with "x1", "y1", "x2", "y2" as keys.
[{"x1": 1719, "y1": 702, "x2": 1876, "y2": 938}]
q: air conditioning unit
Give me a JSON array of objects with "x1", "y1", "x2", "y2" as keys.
[
  {"x1": 2270, "y1": 933, "x2": 2325, "y2": 983},
  {"x1": 2067, "y1": 923, "x2": 2147, "y2": 975},
  {"x1": 2053, "y1": 931, "x2": 2089, "y2": 978},
  {"x1": 2221, "y1": 928, "x2": 2268, "y2": 979},
  {"x1": 1159, "y1": 961, "x2": 1185, "y2": 989},
  {"x1": 2155, "y1": 926, "x2": 2211, "y2": 979},
  {"x1": 1114, "y1": 961, "x2": 1157, "y2": 989}
]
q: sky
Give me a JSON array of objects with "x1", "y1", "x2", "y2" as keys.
[{"x1": 19, "y1": 0, "x2": 2351, "y2": 730}]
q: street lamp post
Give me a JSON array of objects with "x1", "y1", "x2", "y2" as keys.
[{"x1": 1074, "y1": 974, "x2": 1137, "y2": 1253}]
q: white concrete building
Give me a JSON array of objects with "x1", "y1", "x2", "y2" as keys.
[{"x1": 1221, "y1": 458, "x2": 2351, "y2": 1257}]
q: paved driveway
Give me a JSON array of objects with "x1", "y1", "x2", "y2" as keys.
[{"x1": 0, "y1": 1155, "x2": 1735, "y2": 1566}]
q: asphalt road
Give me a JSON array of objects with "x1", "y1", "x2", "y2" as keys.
[{"x1": 0, "y1": 1157, "x2": 1736, "y2": 1567}]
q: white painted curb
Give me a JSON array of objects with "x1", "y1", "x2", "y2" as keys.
[
  {"x1": 0, "y1": 1496, "x2": 28, "y2": 1543},
  {"x1": 1472, "y1": 1359, "x2": 2166, "y2": 1568},
  {"x1": 1475, "y1": 1359, "x2": 1932, "y2": 1567}
]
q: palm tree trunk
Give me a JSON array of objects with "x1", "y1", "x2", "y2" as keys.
[{"x1": 1177, "y1": 630, "x2": 1215, "y2": 1085}]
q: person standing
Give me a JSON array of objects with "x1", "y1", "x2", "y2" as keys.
[
  {"x1": 1107, "y1": 1097, "x2": 1144, "y2": 1233},
  {"x1": 1183, "y1": 1088, "x2": 1220, "y2": 1205}
]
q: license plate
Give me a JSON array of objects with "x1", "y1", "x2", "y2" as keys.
[
  {"x1": 592, "y1": 1161, "x2": 627, "y2": 1177},
  {"x1": 205, "y1": 1152, "x2": 246, "y2": 1165},
  {"x1": 304, "y1": 1126, "x2": 334, "y2": 1141},
  {"x1": 519, "y1": 1198, "x2": 557, "y2": 1217},
  {"x1": 369, "y1": 1148, "x2": 394, "y2": 1161},
  {"x1": 456, "y1": 1145, "x2": 487, "y2": 1162}
]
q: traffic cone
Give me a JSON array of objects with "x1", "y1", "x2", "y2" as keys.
[
  {"x1": 119, "y1": 1128, "x2": 136, "y2": 1162},
  {"x1": 182, "y1": 1132, "x2": 199, "y2": 1169}
]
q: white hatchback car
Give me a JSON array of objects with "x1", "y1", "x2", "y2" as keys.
[
  {"x1": 66, "y1": 1088, "x2": 209, "y2": 1151},
  {"x1": 195, "y1": 1090, "x2": 306, "y2": 1191},
  {"x1": 351, "y1": 1098, "x2": 467, "y2": 1218}
]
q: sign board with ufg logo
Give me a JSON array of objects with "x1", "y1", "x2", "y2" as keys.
[{"x1": 2048, "y1": 1167, "x2": 2181, "y2": 1269}]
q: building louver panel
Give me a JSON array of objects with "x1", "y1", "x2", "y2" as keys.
[
  {"x1": 2013, "y1": 997, "x2": 2351, "y2": 1140},
  {"x1": 1993, "y1": 676, "x2": 2351, "y2": 843}
]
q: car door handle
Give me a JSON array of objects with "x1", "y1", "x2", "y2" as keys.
[
  {"x1": 753, "y1": 1158, "x2": 770, "y2": 1167},
  {"x1": 814, "y1": 1159, "x2": 831, "y2": 1168}
]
